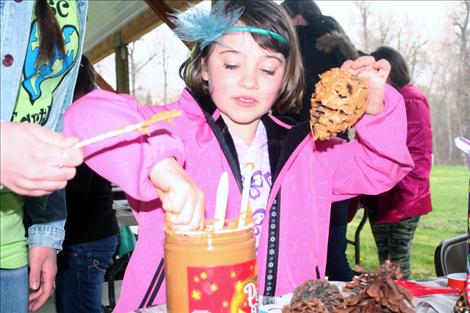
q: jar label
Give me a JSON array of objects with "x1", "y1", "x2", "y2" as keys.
[{"x1": 187, "y1": 259, "x2": 258, "y2": 313}]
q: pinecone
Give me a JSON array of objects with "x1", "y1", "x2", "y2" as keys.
[
  {"x1": 288, "y1": 279, "x2": 342, "y2": 312},
  {"x1": 283, "y1": 297, "x2": 329, "y2": 313},
  {"x1": 337, "y1": 260, "x2": 415, "y2": 313},
  {"x1": 310, "y1": 68, "x2": 368, "y2": 141}
]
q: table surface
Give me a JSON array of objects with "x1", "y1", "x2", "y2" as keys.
[
  {"x1": 133, "y1": 277, "x2": 459, "y2": 313},
  {"x1": 111, "y1": 198, "x2": 460, "y2": 313}
]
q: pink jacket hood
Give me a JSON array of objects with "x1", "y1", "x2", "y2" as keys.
[{"x1": 63, "y1": 86, "x2": 413, "y2": 312}]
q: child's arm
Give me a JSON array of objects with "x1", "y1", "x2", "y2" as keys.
[{"x1": 325, "y1": 57, "x2": 414, "y2": 200}]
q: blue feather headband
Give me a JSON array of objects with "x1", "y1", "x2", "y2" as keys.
[{"x1": 168, "y1": 1, "x2": 288, "y2": 49}]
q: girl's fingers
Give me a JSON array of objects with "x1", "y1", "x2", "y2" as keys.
[
  {"x1": 341, "y1": 56, "x2": 375, "y2": 70},
  {"x1": 340, "y1": 59, "x2": 355, "y2": 71},
  {"x1": 159, "y1": 190, "x2": 176, "y2": 214},
  {"x1": 166, "y1": 200, "x2": 192, "y2": 225},
  {"x1": 165, "y1": 190, "x2": 204, "y2": 229},
  {"x1": 169, "y1": 189, "x2": 198, "y2": 225},
  {"x1": 373, "y1": 58, "x2": 391, "y2": 78},
  {"x1": 353, "y1": 55, "x2": 376, "y2": 67},
  {"x1": 188, "y1": 196, "x2": 205, "y2": 230}
]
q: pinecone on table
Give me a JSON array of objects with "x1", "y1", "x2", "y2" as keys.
[
  {"x1": 283, "y1": 297, "x2": 329, "y2": 313},
  {"x1": 310, "y1": 68, "x2": 368, "y2": 141},
  {"x1": 338, "y1": 260, "x2": 415, "y2": 313},
  {"x1": 284, "y1": 279, "x2": 342, "y2": 313}
]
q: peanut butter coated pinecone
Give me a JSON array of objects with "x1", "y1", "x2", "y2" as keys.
[
  {"x1": 285, "y1": 279, "x2": 342, "y2": 312},
  {"x1": 310, "y1": 68, "x2": 368, "y2": 140},
  {"x1": 338, "y1": 260, "x2": 415, "y2": 313},
  {"x1": 283, "y1": 297, "x2": 330, "y2": 313}
]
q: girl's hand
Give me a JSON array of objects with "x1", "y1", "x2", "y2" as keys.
[
  {"x1": 341, "y1": 56, "x2": 391, "y2": 115},
  {"x1": 150, "y1": 157, "x2": 205, "y2": 231}
]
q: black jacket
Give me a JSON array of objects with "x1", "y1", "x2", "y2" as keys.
[
  {"x1": 292, "y1": 18, "x2": 358, "y2": 123},
  {"x1": 64, "y1": 163, "x2": 118, "y2": 244}
]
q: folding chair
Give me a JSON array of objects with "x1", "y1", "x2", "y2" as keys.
[
  {"x1": 346, "y1": 195, "x2": 370, "y2": 266},
  {"x1": 434, "y1": 233, "x2": 467, "y2": 277}
]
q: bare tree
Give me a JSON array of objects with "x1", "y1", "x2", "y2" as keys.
[
  {"x1": 157, "y1": 37, "x2": 170, "y2": 104},
  {"x1": 354, "y1": 2, "x2": 428, "y2": 81},
  {"x1": 351, "y1": 1, "x2": 470, "y2": 164},
  {"x1": 355, "y1": 0, "x2": 371, "y2": 52},
  {"x1": 423, "y1": 1, "x2": 470, "y2": 164},
  {"x1": 128, "y1": 42, "x2": 137, "y2": 96},
  {"x1": 453, "y1": 1, "x2": 470, "y2": 142}
]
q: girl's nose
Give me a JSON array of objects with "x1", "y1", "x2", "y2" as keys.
[{"x1": 238, "y1": 71, "x2": 258, "y2": 90}]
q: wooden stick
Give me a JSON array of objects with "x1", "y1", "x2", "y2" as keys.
[{"x1": 73, "y1": 109, "x2": 182, "y2": 149}]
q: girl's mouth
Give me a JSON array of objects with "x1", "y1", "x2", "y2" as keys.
[{"x1": 234, "y1": 96, "x2": 257, "y2": 108}]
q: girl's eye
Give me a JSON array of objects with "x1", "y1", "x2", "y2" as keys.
[
  {"x1": 261, "y1": 69, "x2": 275, "y2": 76},
  {"x1": 224, "y1": 64, "x2": 239, "y2": 70}
]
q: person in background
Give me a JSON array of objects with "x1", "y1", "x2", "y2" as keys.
[
  {"x1": 55, "y1": 56, "x2": 119, "y2": 313},
  {"x1": 0, "y1": 0, "x2": 87, "y2": 312},
  {"x1": 279, "y1": 0, "x2": 359, "y2": 122},
  {"x1": 367, "y1": 46, "x2": 433, "y2": 280},
  {"x1": 281, "y1": 0, "x2": 359, "y2": 281},
  {"x1": 63, "y1": 1, "x2": 412, "y2": 311}
]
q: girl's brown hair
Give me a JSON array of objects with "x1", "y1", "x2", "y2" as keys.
[
  {"x1": 179, "y1": 0, "x2": 304, "y2": 114},
  {"x1": 73, "y1": 55, "x2": 96, "y2": 102},
  {"x1": 35, "y1": 0, "x2": 65, "y2": 62}
]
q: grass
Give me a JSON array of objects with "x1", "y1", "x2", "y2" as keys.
[{"x1": 346, "y1": 165, "x2": 468, "y2": 279}]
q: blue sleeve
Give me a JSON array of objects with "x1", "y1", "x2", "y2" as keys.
[{"x1": 25, "y1": 189, "x2": 66, "y2": 250}]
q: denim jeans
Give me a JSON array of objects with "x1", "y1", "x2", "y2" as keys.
[
  {"x1": 0, "y1": 265, "x2": 28, "y2": 313},
  {"x1": 55, "y1": 235, "x2": 118, "y2": 313}
]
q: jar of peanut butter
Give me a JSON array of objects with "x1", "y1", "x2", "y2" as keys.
[{"x1": 164, "y1": 225, "x2": 257, "y2": 313}]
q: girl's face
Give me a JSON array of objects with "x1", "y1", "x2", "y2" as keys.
[{"x1": 201, "y1": 30, "x2": 286, "y2": 142}]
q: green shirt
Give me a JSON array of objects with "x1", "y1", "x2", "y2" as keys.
[
  {"x1": 11, "y1": 0, "x2": 80, "y2": 125},
  {"x1": 0, "y1": 189, "x2": 27, "y2": 269}
]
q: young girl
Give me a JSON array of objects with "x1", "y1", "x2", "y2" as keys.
[{"x1": 64, "y1": 1, "x2": 413, "y2": 311}]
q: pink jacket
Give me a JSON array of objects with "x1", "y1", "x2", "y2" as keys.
[
  {"x1": 64, "y1": 87, "x2": 413, "y2": 312},
  {"x1": 375, "y1": 84, "x2": 433, "y2": 223}
]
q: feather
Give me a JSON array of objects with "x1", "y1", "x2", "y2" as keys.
[{"x1": 168, "y1": 0, "x2": 244, "y2": 49}]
